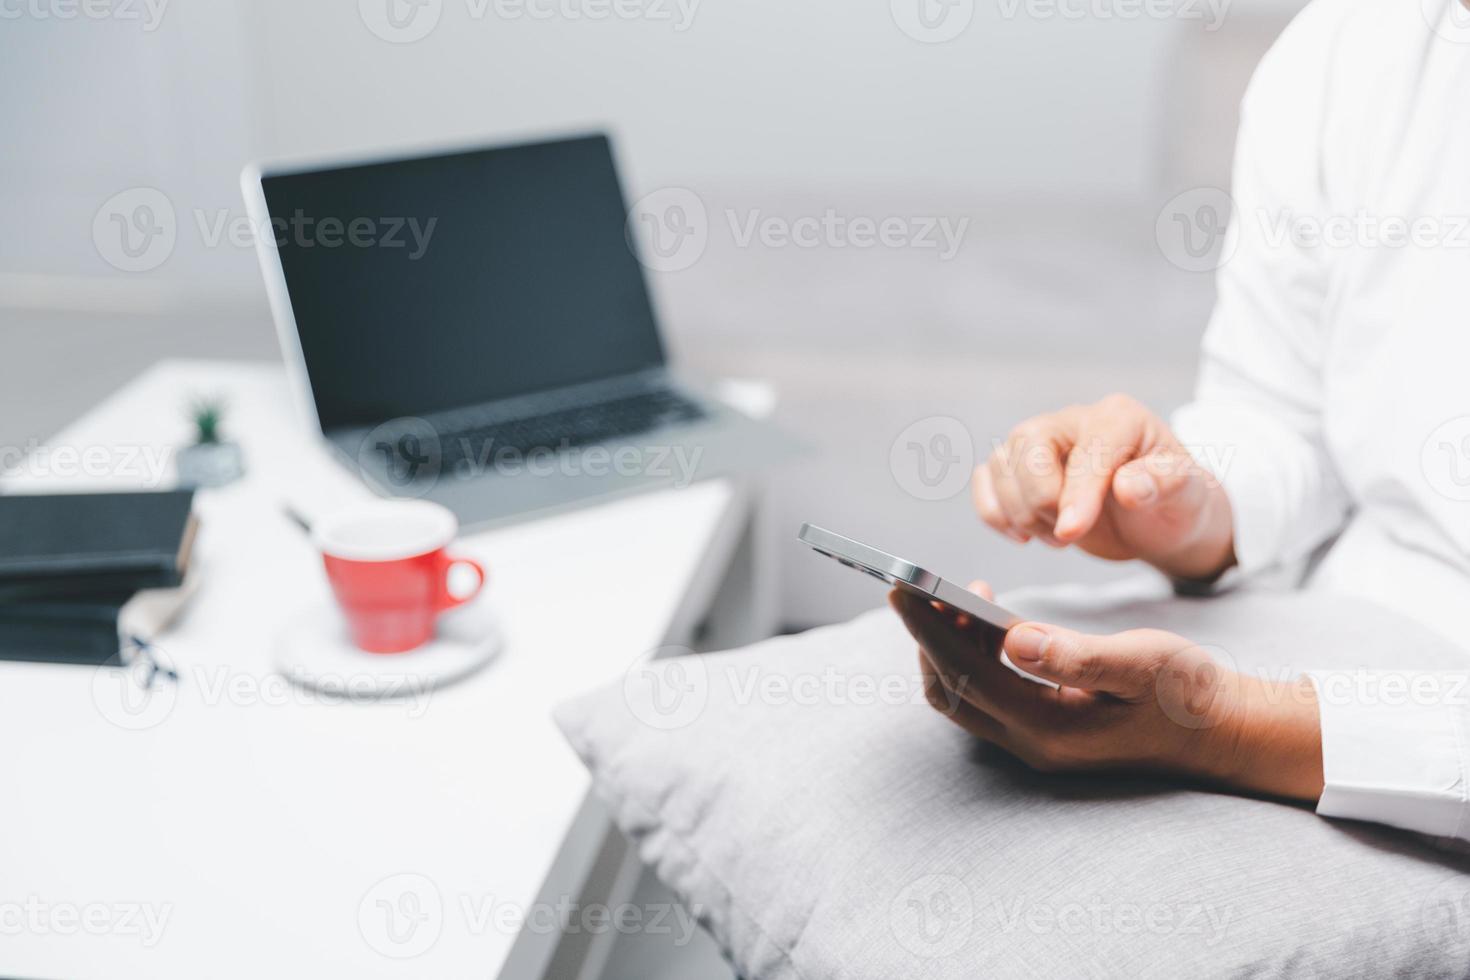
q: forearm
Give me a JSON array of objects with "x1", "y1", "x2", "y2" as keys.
[{"x1": 1210, "y1": 676, "x2": 1324, "y2": 803}]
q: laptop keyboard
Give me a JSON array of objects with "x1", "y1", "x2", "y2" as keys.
[{"x1": 437, "y1": 387, "x2": 707, "y2": 468}]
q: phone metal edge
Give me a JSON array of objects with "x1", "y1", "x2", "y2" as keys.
[
  {"x1": 797, "y1": 524, "x2": 935, "y2": 590},
  {"x1": 797, "y1": 523, "x2": 1022, "y2": 630}
]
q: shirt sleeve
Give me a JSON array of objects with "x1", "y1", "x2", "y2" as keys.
[
  {"x1": 1170, "y1": 4, "x2": 1470, "y2": 842},
  {"x1": 1305, "y1": 671, "x2": 1470, "y2": 840},
  {"x1": 1168, "y1": 4, "x2": 1353, "y2": 580}
]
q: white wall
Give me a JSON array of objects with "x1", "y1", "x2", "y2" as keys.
[
  {"x1": 1, "y1": 0, "x2": 1296, "y2": 305},
  {"x1": 243, "y1": 0, "x2": 1175, "y2": 194},
  {"x1": 2, "y1": 0, "x2": 1304, "y2": 626},
  {"x1": 0, "y1": 2, "x2": 260, "y2": 298}
]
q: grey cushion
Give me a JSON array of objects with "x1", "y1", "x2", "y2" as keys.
[{"x1": 555, "y1": 584, "x2": 1470, "y2": 978}]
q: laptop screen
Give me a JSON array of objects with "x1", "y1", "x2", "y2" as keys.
[{"x1": 260, "y1": 134, "x2": 665, "y2": 431}]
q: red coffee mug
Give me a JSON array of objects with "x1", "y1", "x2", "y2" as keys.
[{"x1": 314, "y1": 500, "x2": 487, "y2": 653}]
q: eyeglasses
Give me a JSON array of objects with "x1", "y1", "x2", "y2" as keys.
[{"x1": 121, "y1": 634, "x2": 178, "y2": 690}]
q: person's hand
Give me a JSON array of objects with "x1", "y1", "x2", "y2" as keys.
[
  {"x1": 890, "y1": 583, "x2": 1324, "y2": 802},
  {"x1": 973, "y1": 394, "x2": 1235, "y2": 581}
]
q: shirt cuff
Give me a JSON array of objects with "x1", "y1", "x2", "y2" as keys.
[
  {"x1": 1306, "y1": 670, "x2": 1470, "y2": 839},
  {"x1": 1171, "y1": 564, "x2": 1245, "y2": 598}
]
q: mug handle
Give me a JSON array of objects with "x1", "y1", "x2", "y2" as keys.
[{"x1": 437, "y1": 555, "x2": 487, "y2": 611}]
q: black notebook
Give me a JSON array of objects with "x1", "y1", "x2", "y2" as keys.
[
  {"x1": 0, "y1": 490, "x2": 197, "y2": 601},
  {"x1": 0, "y1": 597, "x2": 131, "y2": 665}
]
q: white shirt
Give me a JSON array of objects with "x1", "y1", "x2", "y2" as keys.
[{"x1": 1170, "y1": 0, "x2": 1470, "y2": 840}]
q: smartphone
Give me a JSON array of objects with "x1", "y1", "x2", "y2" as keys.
[{"x1": 797, "y1": 523, "x2": 1022, "y2": 633}]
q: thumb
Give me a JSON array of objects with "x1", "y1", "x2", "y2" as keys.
[
  {"x1": 1004, "y1": 625, "x2": 1176, "y2": 697},
  {"x1": 1110, "y1": 449, "x2": 1211, "y2": 512}
]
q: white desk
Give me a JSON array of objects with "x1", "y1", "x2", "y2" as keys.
[{"x1": 0, "y1": 360, "x2": 769, "y2": 979}]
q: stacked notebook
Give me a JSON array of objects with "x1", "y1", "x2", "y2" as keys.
[{"x1": 0, "y1": 491, "x2": 198, "y2": 665}]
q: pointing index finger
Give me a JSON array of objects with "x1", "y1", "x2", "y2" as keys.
[{"x1": 1054, "y1": 406, "x2": 1147, "y2": 541}]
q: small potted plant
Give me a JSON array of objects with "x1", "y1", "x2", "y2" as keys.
[{"x1": 176, "y1": 396, "x2": 245, "y2": 488}]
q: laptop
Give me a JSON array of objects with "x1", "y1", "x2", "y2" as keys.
[{"x1": 241, "y1": 133, "x2": 791, "y2": 526}]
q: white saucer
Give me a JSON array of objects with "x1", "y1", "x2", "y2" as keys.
[{"x1": 274, "y1": 602, "x2": 503, "y2": 699}]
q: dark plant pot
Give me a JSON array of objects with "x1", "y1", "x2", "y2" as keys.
[{"x1": 177, "y1": 441, "x2": 245, "y2": 489}]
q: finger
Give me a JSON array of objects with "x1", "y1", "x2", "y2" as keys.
[
  {"x1": 1111, "y1": 448, "x2": 1209, "y2": 512},
  {"x1": 889, "y1": 590, "x2": 1050, "y2": 721},
  {"x1": 929, "y1": 596, "x2": 969, "y2": 630},
  {"x1": 1004, "y1": 624, "x2": 1183, "y2": 698},
  {"x1": 991, "y1": 430, "x2": 1067, "y2": 546},
  {"x1": 917, "y1": 648, "x2": 1007, "y2": 740},
  {"x1": 948, "y1": 699, "x2": 1011, "y2": 743},
  {"x1": 1008, "y1": 425, "x2": 1068, "y2": 529},
  {"x1": 988, "y1": 452, "x2": 1036, "y2": 543},
  {"x1": 972, "y1": 464, "x2": 1025, "y2": 544},
  {"x1": 966, "y1": 579, "x2": 995, "y2": 601},
  {"x1": 1055, "y1": 401, "x2": 1148, "y2": 541},
  {"x1": 1006, "y1": 409, "x2": 1082, "y2": 546},
  {"x1": 921, "y1": 649, "x2": 1051, "y2": 765}
]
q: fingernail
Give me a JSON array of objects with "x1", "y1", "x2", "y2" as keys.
[
  {"x1": 1054, "y1": 506, "x2": 1079, "y2": 536},
  {"x1": 1007, "y1": 626, "x2": 1050, "y2": 664},
  {"x1": 1118, "y1": 469, "x2": 1157, "y2": 504}
]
